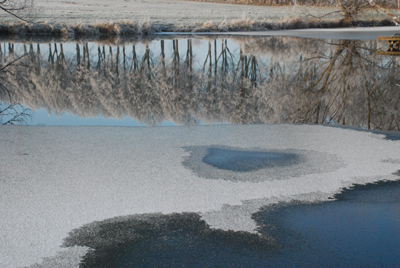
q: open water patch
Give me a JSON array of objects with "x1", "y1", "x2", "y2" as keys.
[
  {"x1": 253, "y1": 180, "x2": 400, "y2": 267},
  {"x1": 202, "y1": 148, "x2": 298, "y2": 172},
  {"x1": 182, "y1": 146, "x2": 345, "y2": 182},
  {"x1": 61, "y1": 180, "x2": 400, "y2": 267}
]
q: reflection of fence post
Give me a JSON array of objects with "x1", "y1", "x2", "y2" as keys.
[
  {"x1": 175, "y1": 40, "x2": 180, "y2": 66},
  {"x1": 185, "y1": 39, "x2": 193, "y2": 74},
  {"x1": 132, "y1": 45, "x2": 137, "y2": 70},
  {"x1": 161, "y1": 40, "x2": 165, "y2": 58},
  {"x1": 36, "y1": 44, "x2": 41, "y2": 73},
  {"x1": 109, "y1": 46, "x2": 113, "y2": 69},
  {"x1": 250, "y1": 56, "x2": 257, "y2": 87},
  {"x1": 143, "y1": 45, "x2": 151, "y2": 80},
  {"x1": 123, "y1": 46, "x2": 126, "y2": 71},
  {"x1": 28, "y1": 44, "x2": 34, "y2": 68},
  {"x1": 116, "y1": 46, "x2": 120, "y2": 76},
  {"x1": 48, "y1": 43, "x2": 54, "y2": 65},
  {"x1": 269, "y1": 58, "x2": 273, "y2": 80},
  {"x1": 82, "y1": 44, "x2": 86, "y2": 64},
  {"x1": 97, "y1": 45, "x2": 101, "y2": 70},
  {"x1": 60, "y1": 43, "x2": 64, "y2": 61},
  {"x1": 188, "y1": 39, "x2": 193, "y2": 89},
  {"x1": 209, "y1": 41, "x2": 212, "y2": 71},
  {"x1": 214, "y1": 39, "x2": 217, "y2": 77},
  {"x1": 189, "y1": 39, "x2": 192, "y2": 72},
  {"x1": 221, "y1": 40, "x2": 224, "y2": 73},
  {"x1": 54, "y1": 43, "x2": 58, "y2": 60},
  {"x1": 76, "y1": 43, "x2": 80, "y2": 66},
  {"x1": 8, "y1": 43, "x2": 14, "y2": 56},
  {"x1": 161, "y1": 40, "x2": 166, "y2": 75},
  {"x1": 85, "y1": 43, "x2": 90, "y2": 70},
  {"x1": 173, "y1": 40, "x2": 180, "y2": 77}
]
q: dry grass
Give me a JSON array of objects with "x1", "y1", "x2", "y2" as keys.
[
  {"x1": 185, "y1": 0, "x2": 397, "y2": 8},
  {"x1": 0, "y1": 19, "x2": 160, "y2": 37},
  {"x1": 0, "y1": 17, "x2": 396, "y2": 37},
  {"x1": 193, "y1": 17, "x2": 396, "y2": 32}
]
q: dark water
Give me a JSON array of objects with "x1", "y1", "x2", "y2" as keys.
[
  {"x1": 64, "y1": 180, "x2": 400, "y2": 268},
  {"x1": 254, "y1": 180, "x2": 400, "y2": 267},
  {"x1": 203, "y1": 148, "x2": 298, "y2": 172}
]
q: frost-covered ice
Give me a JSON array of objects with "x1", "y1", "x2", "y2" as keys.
[{"x1": 0, "y1": 124, "x2": 399, "y2": 267}]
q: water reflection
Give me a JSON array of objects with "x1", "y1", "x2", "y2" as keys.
[{"x1": 0, "y1": 36, "x2": 399, "y2": 130}]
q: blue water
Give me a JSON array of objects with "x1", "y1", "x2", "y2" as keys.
[
  {"x1": 66, "y1": 181, "x2": 400, "y2": 268},
  {"x1": 254, "y1": 180, "x2": 400, "y2": 267},
  {"x1": 203, "y1": 148, "x2": 298, "y2": 172}
]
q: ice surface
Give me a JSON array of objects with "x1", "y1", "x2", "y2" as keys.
[{"x1": 0, "y1": 124, "x2": 399, "y2": 267}]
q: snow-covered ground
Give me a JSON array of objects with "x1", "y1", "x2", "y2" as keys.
[
  {"x1": 0, "y1": 0, "x2": 397, "y2": 39},
  {"x1": 0, "y1": 0, "x2": 391, "y2": 26},
  {"x1": 18, "y1": 0, "x2": 338, "y2": 24},
  {"x1": 1, "y1": 124, "x2": 399, "y2": 267}
]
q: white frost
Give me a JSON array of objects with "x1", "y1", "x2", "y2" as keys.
[{"x1": 0, "y1": 124, "x2": 399, "y2": 267}]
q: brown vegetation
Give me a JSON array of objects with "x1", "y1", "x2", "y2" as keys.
[
  {"x1": 186, "y1": 0, "x2": 396, "y2": 8},
  {"x1": 186, "y1": 0, "x2": 400, "y2": 26},
  {"x1": 0, "y1": 17, "x2": 395, "y2": 38}
]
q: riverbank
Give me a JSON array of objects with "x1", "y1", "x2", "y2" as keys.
[{"x1": 0, "y1": 0, "x2": 397, "y2": 37}]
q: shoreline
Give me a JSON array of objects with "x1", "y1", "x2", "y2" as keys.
[
  {"x1": 0, "y1": 21, "x2": 398, "y2": 41},
  {"x1": 0, "y1": 0, "x2": 398, "y2": 38}
]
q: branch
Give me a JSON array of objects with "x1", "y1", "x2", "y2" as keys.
[
  {"x1": 0, "y1": 53, "x2": 28, "y2": 72},
  {"x1": 369, "y1": 0, "x2": 400, "y2": 25},
  {"x1": 0, "y1": 5, "x2": 31, "y2": 23},
  {"x1": 300, "y1": 9, "x2": 344, "y2": 21}
]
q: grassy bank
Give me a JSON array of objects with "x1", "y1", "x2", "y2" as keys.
[
  {"x1": 185, "y1": 0, "x2": 396, "y2": 8},
  {"x1": 0, "y1": 17, "x2": 396, "y2": 37}
]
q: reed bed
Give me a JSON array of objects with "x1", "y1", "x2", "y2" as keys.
[{"x1": 0, "y1": 17, "x2": 395, "y2": 37}]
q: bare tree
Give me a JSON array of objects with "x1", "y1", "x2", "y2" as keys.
[
  {"x1": 368, "y1": 0, "x2": 400, "y2": 24},
  {"x1": 299, "y1": 0, "x2": 399, "y2": 26}
]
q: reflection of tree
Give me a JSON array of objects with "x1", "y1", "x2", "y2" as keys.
[
  {"x1": 0, "y1": 102, "x2": 31, "y2": 124},
  {"x1": 0, "y1": 37, "x2": 399, "y2": 130},
  {"x1": 279, "y1": 39, "x2": 400, "y2": 130},
  {"x1": 0, "y1": 45, "x2": 32, "y2": 124}
]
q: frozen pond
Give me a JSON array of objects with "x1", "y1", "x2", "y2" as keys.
[{"x1": 1, "y1": 35, "x2": 400, "y2": 267}]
